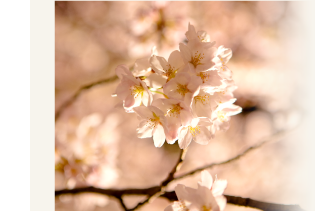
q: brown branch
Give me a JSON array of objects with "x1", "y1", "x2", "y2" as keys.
[
  {"x1": 116, "y1": 196, "x2": 128, "y2": 211},
  {"x1": 55, "y1": 187, "x2": 305, "y2": 211},
  {"x1": 127, "y1": 148, "x2": 186, "y2": 211},
  {"x1": 161, "y1": 191, "x2": 305, "y2": 211},
  {"x1": 55, "y1": 186, "x2": 160, "y2": 197},
  {"x1": 55, "y1": 75, "x2": 118, "y2": 121},
  {"x1": 161, "y1": 148, "x2": 185, "y2": 187},
  {"x1": 174, "y1": 129, "x2": 288, "y2": 181},
  {"x1": 55, "y1": 129, "x2": 298, "y2": 210}
]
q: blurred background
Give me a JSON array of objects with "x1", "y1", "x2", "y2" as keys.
[{"x1": 55, "y1": 1, "x2": 311, "y2": 211}]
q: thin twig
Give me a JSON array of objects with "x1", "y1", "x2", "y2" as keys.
[
  {"x1": 174, "y1": 129, "x2": 288, "y2": 181},
  {"x1": 127, "y1": 148, "x2": 186, "y2": 211},
  {"x1": 55, "y1": 75, "x2": 118, "y2": 121},
  {"x1": 161, "y1": 148, "x2": 185, "y2": 187},
  {"x1": 116, "y1": 196, "x2": 128, "y2": 211}
]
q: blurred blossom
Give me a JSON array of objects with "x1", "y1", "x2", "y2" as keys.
[{"x1": 55, "y1": 113, "x2": 120, "y2": 190}]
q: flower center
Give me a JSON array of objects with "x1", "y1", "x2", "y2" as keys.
[
  {"x1": 198, "y1": 72, "x2": 211, "y2": 83},
  {"x1": 167, "y1": 103, "x2": 182, "y2": 117},
  {"x1": 165, "y1": 64, "x2": 178, "y2": 81},
  {"x1": 188, "y1": 125, "x2": 201, "y2": 137},
  {"x1": 194, "y1": 95, "x2": 210, "y2": 105},
  {"x1": 176, "y1": 84, "x2": 189, "y2": 96},
  {"x1": 202, "y1": 205, "x2": 212, "y2": 211},
  {"x1": 191, "y1": 51, "x2": 204, "y2": 68},
  {"x1": 130, "y1": 85, "x2": 145, "y2": 98},
  {"x1": 146, "y1": 112, "x2": 161, "y2": 129},
  {"x1": 217, "y1": 110, "x2": 227, "y2": 122},
  {"x1": 177, "y1": 200, "x2": 189, "y2": 211}
]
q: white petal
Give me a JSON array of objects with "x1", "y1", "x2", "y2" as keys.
[
  {"x1": 179, "y1": 43, "x2": 192, "y2": 62},
  {"x1": 168, "y1": 50, "x2": 184, "y2": 69},
  {"x1": 200, "y1": 170, "x2": 213, "y2": 189},
  {"x1": 124, "y1": 94, "x2": 135, "y2": 108},
  {"x1": 150, "y1": 55, "x2": 168, "y2": 74},
  {"x1": 190, "y1": 118, "x2": 200, "y2": 128},
  {"x1": 215, "y1": 195, "x2": 227, "y2": 211},
  {"x1": 137, "y1": 120, "x2": 153, "y2": 138},
  {"x1": 180, "y1": 110, "x2": 193, "y2": 126},
  {"x1": 212, "y1": 179, "x2": 227, "y2": 197},
  {"x1": 197, "y1": 185, "x2": 219, "y2": 211},
  {"x1": 223, "y1": 104, "x2": 242, "y2": 116},
  {"x1": 193, "y1": 125, "x2": 213, "y2": 145},
  {"x1": 178, "y1": 127, "x2": 192, "y2": 149},
  {"x1": 185, "y1": 22, "x2": 197, "y2": 41},
  {"x1": 153, "y1": 124, "x2": 166, "y2": 147},
  {"x1": 148, "y1": 106, "x2": 165, "y2": 117},
  {"x1": 175, "y1": 72, "x2": 190, "y2": 85},
  {"x1": 115, "y1": 65, "x2": 131, "y2": 79},
  {"x1": 174, "y1": 184, "x2": 192, "y2": 201},
  {"x1": 133, "y1": 106, "x2": 153, "y2": 119}
]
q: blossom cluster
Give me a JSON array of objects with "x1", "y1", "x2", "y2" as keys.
[
  {"x1": 114, "y1": 23, "x2": 242, "y2": 148},
  {"x1": 165, "y1": 170, "x2": 227, "y2": 211}
]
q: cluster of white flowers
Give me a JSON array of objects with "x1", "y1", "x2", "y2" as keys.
[
  {"x1": 165, "y1": 170, "x2": 227, "y2": 211},
  {"x1": 114, "y1": 23, "x2": 242, "y2": 148}
]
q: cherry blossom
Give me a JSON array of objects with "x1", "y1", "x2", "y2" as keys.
[
  {"x1": 185, "y1": 22, "x2": 213, "y2": 44},
  {"x1": 163, "y1": 72, "x2": 202, "y2": 106},
  {"x1": 192, "y1": 89, "x2": 217, "y2": 119},
  {"x1": 150, "y1": 50, "x2": 185, "y2": 82},
  {"x1": 179, "y1": 38, "x2": 217, "y2": 74},
  {"x1": 133, "y1": 105, "x2": 168, "y2": 147},
  {"x1": 213, "y1": 46, "x2": 233, "y2": 80},
  {"x1": 212, "y1": 103, "x2": 242, "y2": 132},
  {"x1": 115, "y1": 65, "x2": 152, "y2": 112},
  {"x1": 152, "y1": 98, "x2": 194, "y2": 143},
  {"x1": 165, "y1": 170, "x2": 227, "y2": 211},
  {"x1": 178, "y1": 118, "x2": 215, "y2": 149}
]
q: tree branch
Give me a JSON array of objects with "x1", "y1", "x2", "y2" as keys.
[
  {"x1": 127, "y1": 148, "x2": 186, "y2": 211},
  {"x1": 55, "y1": 75, "x2": 118, "y2": 121},
  {"x1": 161, "y1": 191, "x2": 305, "y2": 211},
  {"x1": 55, "y1": 129, "x2": 298, "y2": 210},
  {"x1": 174, "y1": 129, "x2": 288, "y2": 181},
  {"x1": 116, "y1": 196, "x2": 128, "y2": 211}
]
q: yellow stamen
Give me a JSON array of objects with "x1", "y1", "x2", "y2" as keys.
[
  {"x1": 145, "y1": 112, "x2": 160, "y2": 129},
  {"x1": 198, "y1": 72, "x2": 211, "y2": 83},
  {"x1": 130, "y1": 85, "x2": 145, "y2": 98},
  {"x1": 164, "y1": 64, "x2": 178, "y2": 81},
  {"x1": 188, "y1": 125, "x2": 201, "y2": 137},
  {"x1": 217, "y1": 111, "x2": 226, "y2": 122},
  {"x1": 167, "y1": 103, "x2": 182, "y2": 117},
  {"x1": 194, "y1": 95, "x2": 210, "y2": 105},
  {"x1": 176, "y1": 84, "x2": 189, "y2": 96},
  {"x1": 191, "y1": 51, "x2": 204, "y2": 68},
  {"x1": 202, "y1": 205, "x2": 212, "y2": 211},
  {"x1": 178, "y1": 200, "x2": 189, "y2": 211}
]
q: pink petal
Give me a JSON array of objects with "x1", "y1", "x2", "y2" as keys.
[
  {"x1": 185, "y1": 22, "x2": 197, "y2": 41},
  {"x1": 168, "y1": 50, "x2": 184, "y2": 69},
  {"x1": 179, "y1": 43, "x2": 192, "y2": 62},
  {"x1": 200, "y1": 170, "x2": 213, "y2": 189},
  {"x1": 153, "y1": 124, "x2": 165, "y2": 147},
  {"x1": 124, "y1": 94, "x2": 135, "y2": 108},
  {"x1": 150, "y1": 55, "x2": 168, "y2": 75},
  {"x1": 212, "y1": 179, "x2": 227, "y2": 197},
  {"x1": 115, "y1": 65, "x2": 131, "y2": 79},
  {"x1": 178, "y1": 127, "x2": 192, "y2": 149},
  {"x1": 133, "y1": 106, "x2": 153, "y2": 119}
]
